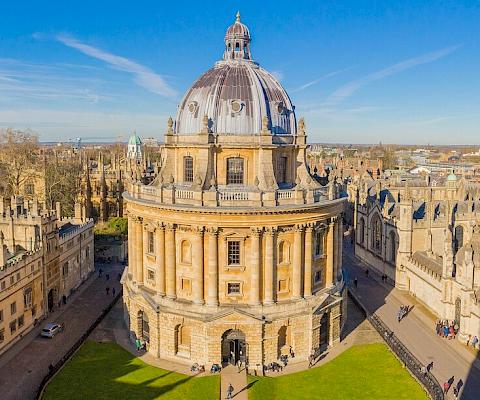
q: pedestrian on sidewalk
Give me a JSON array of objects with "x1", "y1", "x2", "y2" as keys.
[
  {"x1": 112, "y1": 287, "x2": 116, "y2": 296},
  {"x1": 106, "y1": 287, "x2": 110, "y2": 295},
  {"x1": 443, "y1": 380, "x2": 451, "y2": 394},
  {"x1": 135, "y1": 338, "x2": 141, "y2": 351},
  {"x1": 365, "y1": 268, "x2": 369, "y2": 277},
  {"x1": 427, "y1": 361, "x2": 434, "y2": 373},
  {"x1": 106, "y1": 273, "x2": 110, "y2": 281},
  {"x1": 226, "y1": 383, "x2": 234, "y2": 400},
  {"x1": 353, "y1": 278, "x2": 358, "y2": 288},
  {"x1": 472, "y1": 335, "x2": 479, "y2": 349},
  {"x1": 98, "y1": 268, "x2": 103, "y2": 277},
  {"x1": 308, "y1": 351, "x2": 315, "y2": 368}
]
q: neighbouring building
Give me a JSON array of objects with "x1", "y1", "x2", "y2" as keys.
[
  {"x1": 122, "y1": 13, "x2": 347, "y2": 372},
  {"x1": 353, "y1": 171, "x2": 480, "y2": 342},
  {"x1": 0, "y1": 196, "x2": 94, "y2": 355}
]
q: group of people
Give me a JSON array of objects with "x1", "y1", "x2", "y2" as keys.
[
  {"x1": 397, "y1": 305, "x2": 410, "y2": 322},
  {"x1": 443, "y1": 376, "x2": 463, "y2": 398},
  {"x1": 134, "y1": 338, "x2": 147, "y2": 352},
  {"x1": 467, "y1": 334, "x2": 479, "y2": 349},
  {"x1": 435, "y1": 320, "x2": 459, "y2": 340}
]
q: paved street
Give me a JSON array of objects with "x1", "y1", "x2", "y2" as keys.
[
  {"x1": 344, "y1": 242, "x2": 480, "y2": 399},
  {"x1": 0, "y1": 262, "x2": 124, "y2": 400}
]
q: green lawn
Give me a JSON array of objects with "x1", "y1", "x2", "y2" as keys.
[
  {"x1": 248, "y1": 343, "x2": 428, "y2": 400},
  {"x1": 42, "y1": 341, "x2": 220, "y2": 400}
]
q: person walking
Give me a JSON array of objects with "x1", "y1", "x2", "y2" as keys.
[
  {"x1": 471, "y1": 335, "x2": 478, "y2": 349},
  {"x1": 353, "y1": 278, "x2": 358, "y2": 288},
  {"x1": 443, "y1": 380, "x2": 451, "y2": 394},
  {"x1": 106, "y1": 287, "x2": 110, "y2": 295},
  {"x1": 308, "y1": 351, "x2": 315, "y2": 368},
  {"x1": 106, "y1": 273, "x2": 110, "y2": 281},
  {"x1": 226, "y1": 383, "x2": 234, "y2": 400},
  {"x1": 112, "y1": 287, "x2": 116, "y2": 296}
]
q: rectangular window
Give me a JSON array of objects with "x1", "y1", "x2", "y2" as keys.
[
  {"x1": 24, "y1": 287, "x2": 33, "y2": 309},
  {"x1": 276, "y1": 156, "x2": 288, "y2": 184},
  {"x1": 0, "y1": 328, "x2": 4, "y2": 343},
  {"x1": 25, "y1": 183, "x2": 35, "y2": 196},
  {"x1": 10, "y1": 320, "x2": 16, "y2": 334},
  {"x1": 62, "y1": 263, "x2": 69, "y2": 277},
  {"x1": 147, "y1": 269, "x2": 155, "y2": 281},
  {"x1": 315, "y1": 231, "x2": 324, "y2": 256},
  {"x1": 227, "y1": 282, "x2": 241, "y2": 295},
  {"x1": 314, "y1": 270, "x2": 322, "y2": 283},
  {"x1": 18, "y1": 315, "x2": 24, "y2": 328},
  {"x1": 10, "y1": 302, "x2": 16, "y2": 315},
  {"x1": 227, "y1": 158, "x2": 244, "y2": 185},
  {"x1": 16, "y1": 272, "x2": 20, "y2": 281},
  {"x1": 0, "y1": 309, "x2": 3, "y2": 322},
  {"x1": 278, "y1": 279, "x2": 288, "y2": 292},
  {"x1": 181, "y1": 278, "x2": 191, "y2": 293},
  {"x1": 227, "y1": 241, "x2": 241, "y2": 265},
  {"x1": 148, "y1": 231, "x2": 155, "y2": 254},
  {"x1": 10, "y1": 276, "x2": 14, "y2": 285},
  {"x1": 183, "y1": 156, "x2": 194, "y2": 182},
  {"x1": 1, "y1": 280, "x2": 5, "y2": 290}
]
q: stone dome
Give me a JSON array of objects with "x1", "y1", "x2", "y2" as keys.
[{"x1": 175, "y1": 13, "x2": 296, "y2": 136}]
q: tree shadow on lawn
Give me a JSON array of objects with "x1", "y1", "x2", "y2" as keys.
[{"x1": 43, "y1": 341, "x2": 218, "y2": 400}]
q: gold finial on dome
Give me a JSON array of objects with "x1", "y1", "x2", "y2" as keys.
[{"x1": 236, "y1": 11, "x2": 241, "y2": 22}]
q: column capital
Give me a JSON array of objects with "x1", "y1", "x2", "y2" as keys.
[
  {"x1": 155, "y1": 222, "x2": 166, "y2": 231},
  {"x1": 206, "y1": 226, "x2": 219, "y2": 236},
  {"x1": 192, "y1": 225, "x2": 205, "y2": 235},
  {"x1": 294, "y1": 224, "x2": 304, "y2": 233},
  {"x1": 250, "y1": 227, "x2": 263, "y2": 237},
  {"x1": 132, "y1": 215, "x2": 143, "y2": 224},
  {"x1": 165, "y1": 223, "x2": 175, "y2": 231},
  {"x1": 264, "y1": 227, "x2": 277, "y2": 236}
]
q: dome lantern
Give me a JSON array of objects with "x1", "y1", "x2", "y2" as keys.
[{"x1": 223, "y1": 12, "x2": 252, "y2": 61}]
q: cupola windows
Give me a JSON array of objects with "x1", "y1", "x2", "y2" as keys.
[{"x1": 183, "y1": 156, "x2": 194, "y2": 183}]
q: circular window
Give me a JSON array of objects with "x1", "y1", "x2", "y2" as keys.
[
  {"x1": 231, "y1": 100, "x2": 242, "y2": 113},
  {"x1": 188, "y1": 101, "x2": 198, "y2": 114},
  {"x1": 276, "y1": 101, "x2": 285, "y2": 114}
]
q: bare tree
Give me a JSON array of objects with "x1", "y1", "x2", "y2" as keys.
[{"x1": 0, "y1": 128, "x2": 39, "y2": 196}]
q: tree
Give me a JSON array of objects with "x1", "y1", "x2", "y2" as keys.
[
  {"x1": 45, "y1": 158, "x2": 82, "y2": 217},
  {"x1": 0, "y1": 128, "x2": 39, "y2": 196},
  {"x1": 379, "y1": 147, "x2": 397, "y2": 171}
]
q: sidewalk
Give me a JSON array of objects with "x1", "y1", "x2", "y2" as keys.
[
  {"x1": 344, "y1": 242, "x2": 480, "y2": 399},
  {"x1": 221, "y1": 365, "x2": 248, "y2": 400}
]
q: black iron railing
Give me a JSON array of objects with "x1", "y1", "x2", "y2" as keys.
[{"x1": 349, "y1": 291, "x2": 444, "y2": 400}]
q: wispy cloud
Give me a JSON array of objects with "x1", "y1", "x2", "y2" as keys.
[
  {"x1": 56, "y1": 35, "x2": 177, "y2": 98},
  {"x1": 326, "y1": 45, "x2": 461, "y2": 105},
  {"x1": 291, "y1": 68, "x2": 352, "y2": 93}
]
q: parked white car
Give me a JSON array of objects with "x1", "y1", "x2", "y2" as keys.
[{"x1": 40, "y1": 322, "x2": 64, "y2": 338}]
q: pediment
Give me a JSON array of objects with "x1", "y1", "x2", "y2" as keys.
[{"x1": 206, "y1": 307, "x2": 268, "y2": 323}]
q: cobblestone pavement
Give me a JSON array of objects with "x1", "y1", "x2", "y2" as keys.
[
  {"x1": 0, "y1": 262, "x2": 124, "y2": 400},
  {"x1": 344, "y1": 242, "x2": 480, "y2": 399}
]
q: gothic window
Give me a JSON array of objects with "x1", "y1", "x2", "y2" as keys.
[
  {"x1": 278, "y1": 241, "x2": 290, "y2": 264},
  {"x1": 148, "y1": 231, "x2": 154, "y2": 254},
  {"x1": 227, "y1": 241, "x2": 241, "y2": 265},
  {"x1": 24, "y1": 287, "x2": 33, "y2": 309},
  {"x1": 454, "y1": 225, "x2": 464, "y2": 253},
  {"x1": 227, "y1": 157, "x2": 244, "y2": 185},
  {"x1": 183, "y1": 156, "x2": 194, "y2": 183},
  {"x1": 315, "y1": 231, "x2": 324, "y2": 256},
  {"x1": 371, "y1": 214, "x2": 382, "y2": 253},
  {"x1": 276, "y1": 156, "x2": 288, "y2": 184},
  {"x1": 181, "y1": 240, "x2": 191, "y2": 264},
  {"x1": 358, "y1": 218, "x2": 365, "y2": 245},
  {"x1": 389, "y1": 231, "x2": 397, "y2": 264}
]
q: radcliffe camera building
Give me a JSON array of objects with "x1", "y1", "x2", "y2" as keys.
[{"x1": 122, "y1": 14, "x2": 346, "y2": 371}]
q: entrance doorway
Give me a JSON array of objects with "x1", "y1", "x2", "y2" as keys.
[
  {"x1": 221, "y1": 329, "x2": 247, "y2": 366},
  {"x1": 47, "y1": 289, "x2": 54, "y2": 312}
]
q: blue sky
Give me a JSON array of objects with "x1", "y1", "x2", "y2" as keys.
[{"x1": 0, "y1": 1, "x2": 479, "y2": 144}]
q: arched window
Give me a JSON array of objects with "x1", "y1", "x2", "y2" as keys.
[
  {"x1": 175, "y1": 324, "x2": 191, "y2": 355},
  {"x1": 181, "y1": 240, "x2": 191, "y2": 264},
  {"x1": 454, "y1": 225, "x2": 464, "y2": 253},
  {"x1": 227, "y1": 157, "x2": 244, "y2": 185},
  {"x1": 371, "y1": 214, "x2": 382, "y2": 253},
  {"x1": 389, "y1": 231, "x2": 397, "y2": 264},
  {"x1": 278, "y1": 241, "x2": 290, "y2": 264},
  {"x1": 183, "y1": 156, "x2": 194, "y2": 183},
  {"x1": 358, "y1": 218, "x2": 365, "y2": 245},
  {"x1": 235, "y1": 42, "x2": 240, "y2": 51}
]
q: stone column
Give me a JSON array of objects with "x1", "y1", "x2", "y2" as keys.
[
  {"x1": 207, "y1": 228, "x2": 219, "y2": 306},
  {"x1": 292, "y1": 225, "x2": 304, "y2": 299},
  {"x1": 128, "y1": 215, "x2": 135, "y2": 279},
  {"x1": 156, "y1": 224, "x2": 166, "y2": 295},
  {"x1": 165, "y1": 223, "x2": 176, "y2": 299},
  {"x1": 337, "y1": 217, "x2": 343, "y2": 281},
  {"x1": 250, "y1": 228, "x2": 262, "y2": 305},
  {"x1": 264, "y1": 227, "x2": 275, "y2": 305},
  {"x1": 304, "y1": 225, "x2": 313, "y2": 297},
  {"x1": 135, "y1": 217, "x2": 144, "y2": 284},
  {"x1": 192, "y1": 227, "x2": 204, "y2": 304},
  {"x1": 326, "y1": 218, "x2": 335, "y2": 286}
]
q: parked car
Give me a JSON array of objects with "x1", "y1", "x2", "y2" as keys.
[{"x1": 40, "y1": 322, "x2": 64, "y2": 338}]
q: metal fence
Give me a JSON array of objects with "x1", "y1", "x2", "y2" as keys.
[
  {"x1": 349, "y1": 291, "x2": 444, "y2": 400},
  {"x1": 36, "y1": 289, "x2": 123, "y2": 400}
]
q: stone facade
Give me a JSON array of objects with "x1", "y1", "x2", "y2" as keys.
[
  {"x1": 353, "y1": 172, "x2": 480, "y2": 342},
  {"x1": 122, "y1": 14, "x2": 346, "y2": 372},
  {"x1": 0, "y1": 196, "x2": 94, "y2": 355}
]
